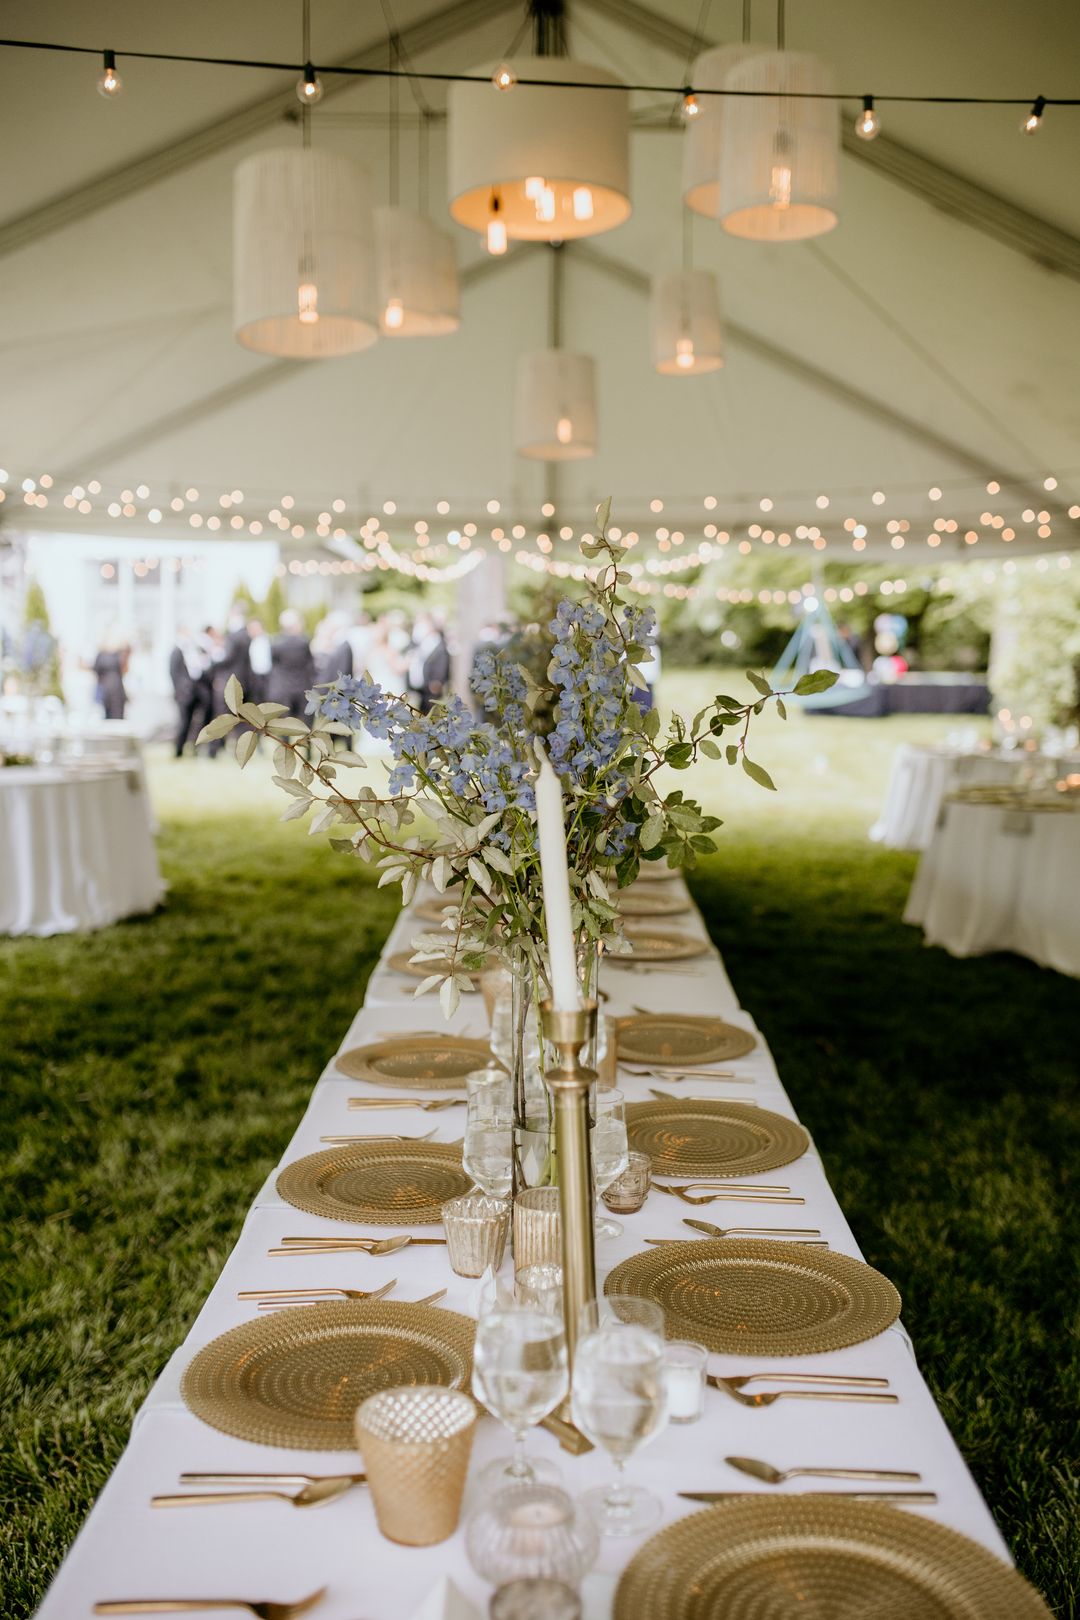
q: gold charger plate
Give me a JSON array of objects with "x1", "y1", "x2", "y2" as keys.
[
  {"x1": 387, "y1": 950, "x2": 480, "y2": 983},
  {"x1": 181, "y1": 1300, "x2": 476, "y2": 1450},
  {"x1": 277, "y1": 1140, "x2": 471, "y2": 1225},
  {"x1": 336, "y1": 1035, "x2": 491, "y2": 1088},
  {"x1": 621, "y1": 928, "x2": 710, "y2": 962},
  {"x1": 604, "y1": 1238, "x2": 901, "y2": 1356},
  {"x1": 617, "y1": 890, "x2": 691, "y2": 918},
  {"x1": 626, "y1": 1098, "x2": 808, "y2": 1179},
  {"x1": 614, "y1": 1499, "x2": 1051, "y2": 1620},
  {"x1": 617, "y1": 1013, "x2": 757, "y2": 1066}
]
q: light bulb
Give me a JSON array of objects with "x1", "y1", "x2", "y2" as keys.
[
  {"x1": 524, "y1": 175, "x2": 545, "y2": 202},
  {"x1": 769, "y1": 130, "x2": 793, "y2": 208},
  {"x1": 1021, "y1": 96, "x2": 1046, "y2": 134},
  {"x1": 681, "y1": 90, "x2": 701, "y2": 121},
  {"x1": 572, "y1": 186, "x2": 594, "y2": 221},
  {"x1": 536, "y1": 186, "x2": 556, "y2": 223},
  {"x1": 297, "y1": 281, "x2": 319, "y2": 323},
  {"x1": 384, "y1": 297, "x2": 404, "y2": 330},
  {"x1": 675, "y1": 337, "x2": 695, "y2": 369},
  {"x1": 296, "y1": 64, "x2": 323, "y2": 105},
  {"x1": 855, "y1": 95, "x2": 880, "y2": 140},
  {"x1": 97, "y1": 50, "x2": 123, "y2": 98},
  {"x1": 492, "y1": 62, "x2": 516, "y2": 91},
  {"x1": 555, "y1": 416, "x2": 573, "y2": 445}
]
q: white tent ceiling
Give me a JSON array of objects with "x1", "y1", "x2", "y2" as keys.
[{"x1": 1, "y1": 0, "x2": 1079, "y2": 561}]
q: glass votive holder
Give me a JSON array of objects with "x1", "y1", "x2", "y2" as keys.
[
  {"x1": 663, "y1": 1340, "x2": 707, "y2": 1424},
  {"x1": 355, "y1": 1385, "x2": 477, "y2": 1545},
  {"x1": 601, "y1": 1149, "x2": 652, "y2": 1215},
  {"x1": 490, "y1": 1580, "x2": 582, "y2": 1620},
  {"x1": 443, "y1": 1194, "x2": 510, "y2": 1278},
  {"x1": 515, "y1": 1264, "x2": 563, "y2": 1316},
  {"x1": 513, "y1": 1186, "x2": 561, "y2": 1271},
  {"x1": 467, "y1": 1482, "x2": 599, "y2": 1589}
]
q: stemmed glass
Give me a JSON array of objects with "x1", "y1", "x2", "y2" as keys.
[
  {"x1": 472, "y1": 1304, "x2": 569, "y2": 1491},
  {"x1": 591, "y1": 1089, "x2": 629, "y2": 1238},
  {"x1": 571, "y1": 1296, "x2": 668, "y2": 1536},
  {"x1": 464, "y1": 1067, "x2": 513, "y2": 1198}
]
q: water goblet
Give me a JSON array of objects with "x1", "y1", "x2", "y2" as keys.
[
  {"x1": 464, "y1": 1069, "x2": 513, "y2": 1198},
  {"x1": 472, "y1": 1304, "x2": 569, "y2": 1492},
  {"x1": 571, "y1": 1296, "x2": 668, "y2": 1536},
  {"x1": 590, "y1": 1088, "x2": 629, "y2": 1238}
]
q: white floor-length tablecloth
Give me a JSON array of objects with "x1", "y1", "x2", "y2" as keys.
[
  {"x1": 870, "y1": 745, "x2": 1027, "y2": 851},
  {"x1": 905, "y1": 798, "x2": 1080, "y2": 976},
  {"x1": 0, "y1": 766, "x2": 163, "y2": 936},
  {"x1": 36, "y1": 877, "x2": 1017, "y2": 1620}
]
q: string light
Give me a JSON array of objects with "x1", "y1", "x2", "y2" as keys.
[
  {"x1": 296, "y1": 62, "x2": 323, "y2": 104},
  {"x1": 97, "y1": 50, "x2": 122, "y2": 98},
  {"x1": 1021, "y1": 96, "x2": 1046, "y2": 134},
  {"x1": 491, "y1": 62, "x2": 516, "y2": 92},
  {"x1": 855, "y1": 95, "x2": 880, "y2": 140},
  {"x1": 681, "y1": 89, "x2": 701, "y2": 121}
]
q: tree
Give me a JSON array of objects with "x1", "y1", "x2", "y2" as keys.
[{"x1": 21, "y1": 578, "x2": 64, "y2": 701}]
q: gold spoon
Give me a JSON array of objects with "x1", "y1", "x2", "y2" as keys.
[
  {"x1": 151, "y1": 1477, "x2": 355, "y2": 1509},
  {"x1": 95, "y1": 1587, "x2": 327, "y2": 1617}
]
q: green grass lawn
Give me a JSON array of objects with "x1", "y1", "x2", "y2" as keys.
[{"x1": 3, "y1": 679, "x2": 1078, "y2": 1615}]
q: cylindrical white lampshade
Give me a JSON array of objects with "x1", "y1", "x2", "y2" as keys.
[
  {"x1": 448, "y1": 57, "x2": 630, "y2": 241},
  {"x1": 719, "y1": 51, "x2": 839, "y2": 242},
  {"x1": 682, "y1": 44, "x2": 764, "y2": 218},
  {"x1": 515, "y1": 351, "x2": 597, "y2": 460},
  {"x1": 233, "y1": 148, "x2": 378, "y2": 357},
  {"x1": 651, "y1": 271, "x2": 723, "y2": 375},
  {"x1": 375, "y1": 206, "x2": 460, "y2": 337}
]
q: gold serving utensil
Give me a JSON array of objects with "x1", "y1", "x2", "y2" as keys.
[
  {"x1": 268, "y1": 1235, "x2": 447, "y2": 1256},
  {"x1": 684, "y1": 1218, "x2": 823, "y2": 1240},
  {"x1": 179, "y1": 1471, "x2": 366, "y2": 1488},
  {"x1": 656, "y1": 1183, "x2": 804, "y2": 1206},
  {"x1": 679, "y1": 1489, "x2": 936, "y2": 1505},
  {"x1": 649, "y1": 1088, "x2": 757, "y2": 1103},
  {"x1": 708, "y1": 1373, "x2": 897, "y2": 1407},
  {"x1": 725, "y1": 1455, "x2": 921, "y2": 1486},
  {"x1": 318, "y1": 1129, "x2": 438, "y2": 1144},
  {"x1": 644, "y1": 1236, "x2": 828, "y2": 1248},
  {"x1": 626, "y1": 1066, "x2": 739, "y2": 1081},
  {"x1": 347, "y1": 1097, "x2": 462, "y2": 1111},
  {"x1": 720, "y1": 1371, "x2": 890, "y2": 1391},
  {"x1": 94, "y1": 1590, "x2": 327, "y2": 1618},
  {"x1": 238, "y1": 1279, "x2": 398, "y2": 1308},
  {"x1": 152, "y1": 1478, "x2": 354, "y2": 1509},
  {"x1": 411, "y1": 1288, "x2": 448, "y2": 1306}
]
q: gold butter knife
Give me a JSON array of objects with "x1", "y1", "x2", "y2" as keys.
[{"x1": 679, "y1": 1490, "x2": 937, "y2": 1504}]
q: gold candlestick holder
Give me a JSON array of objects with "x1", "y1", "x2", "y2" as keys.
[{"x1": 539, "y1": 999, "x2": 598, "y2": 1370}]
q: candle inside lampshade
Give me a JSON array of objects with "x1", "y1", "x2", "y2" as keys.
[{"x1": 534, "y1": 743, "x2": 581, "y2": 1013}]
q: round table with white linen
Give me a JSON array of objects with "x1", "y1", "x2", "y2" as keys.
[
  {"x1": 870, "y1": 745, "x2": 1031, "y2": 851},
  {"x1": 0, "y1": 765, "x2": 164, "y2": 936},
  {"x1": 904, "y1": 797, "x2": 1080, "y2": 976}
]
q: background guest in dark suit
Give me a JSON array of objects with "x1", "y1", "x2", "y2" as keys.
[
  {"x1": 268, "y1": 609, "x2": 316, "y2": 718},
  {"x1": 170, "y1": 629, "x2": 209, "y2": 757},
  {"x1": 408, "y1": 612, "x2": 451, "y2": 713}
]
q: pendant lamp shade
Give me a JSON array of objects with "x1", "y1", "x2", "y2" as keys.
[
  {"x1": 515, "y1": 351, "x2": 597, "y2": 460},
  {"x1": 375, "y1": 206, "x2": 460, "y2": 336},
  {"x1": 233, "y1": 148, "x2": 378, "y2": 358},
  {"x1": 651, "y1": 271, "x2": 723, "y2": 375},
  {"x1": 448, "y1": 57, "x2": 630, "y2": 241},
  {"x1": 682, "y1": 44, "x2": 763, "y2": 218},
  {"x1": 719, "y1": 51, "x2": 839, "y2": 242}
]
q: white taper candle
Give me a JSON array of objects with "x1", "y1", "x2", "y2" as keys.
[{"x1": 533, "y1": 741, "x2": 582, "y2": 1012}]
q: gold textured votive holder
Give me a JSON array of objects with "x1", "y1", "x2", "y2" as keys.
[
  {"x1": 354, "y1": 1384, "x2": 478, "y2": 1545},
  {"x1": 442, "y1": 1193, "x2": 510, "y2": 1277},
  {"x1": 513, "y1": 1186, "x2": 561, "y2": 1272}
]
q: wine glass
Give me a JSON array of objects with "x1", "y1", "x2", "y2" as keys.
[
  {"x1": 472, "y1": 1305, "x2": 568, "y2": 1491},
  {"x1": 464, "y1": 1067, "x2": 513, "y2": 1198},
  {"x1": 590, "y1": 1088, "x2": 629, "y2": 1238},
  {"x1": 570, "y1": 1296, "x2": 668, "y2": 1536}
]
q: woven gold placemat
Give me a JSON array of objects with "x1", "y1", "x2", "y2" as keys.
[
  {"x1": 616, "y1": 1014, "x2": 757, "y2": 1066},
  {"x1": 621, "y1": 929, "x2": 711, "y2": 962},
  {"x1": 336, "y1": 1035, "x2": 491, "y2": 1088},
  {"x1": 277, "y1": 1140, "x2": 471, "y2": 1224},
  {"x1": 604, "y1": 1238, "x2": 901, "y2": 1356},
  {"x1": 614, "y1": 1498, "x2": 1051, "y2": 1619},
  {"x1": 627, "y1": 1098, "x2": 808, "y2": 1179},
  {"x1": 182, "y1": 1300, "x2": 475, "y2": 1450}
]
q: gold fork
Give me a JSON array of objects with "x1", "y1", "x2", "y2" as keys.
[
  {"x1": 94, "y1": 1590, "x2": 327, "y2": 1618},
  {"x1": 318, "y1": 1129, "x2": 438, "y2": 1144},
  {"x1": 238, "y1": 1279, "x2": 397, "y2": 1309},
  {"x1": 347, "y1": 1098, "x2": 461, "y2": 1111}
]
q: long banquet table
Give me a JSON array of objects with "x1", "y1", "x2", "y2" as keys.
[{"x1": 37, "y1": 876, "x2": 1014, "y2": 1619}]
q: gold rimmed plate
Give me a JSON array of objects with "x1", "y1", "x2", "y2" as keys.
[
  {"x1": 626, "y1": 1098, "x2": 808, "y2": 1179},
  {"x1": 181, "y1": 1300, "x2": 476, "y2": 1450},
  {"x1": 604, "y1": 1238, "x2": 901, "y2": 1356},
  {"x1": 621, "y1": 929, "x2": 710, "y2": 962},
  {"x1": 617, "y1": 1014, "x2": 757, "y2": 1066},
  {"x1": 615, "y1": 1498, "x2": 1050, "y2": 1619},
  {"x1": 617, "y1": 890, "x2": 692, "y2": 918},
  {"x1": 336, "y1": 1035, "x2": 491, "y2": 1088},
  {"x1": 387, "y1": 951, "x2": 481, "y2": 983},
  {"x1": 277, "y1": 1140, "x2": 472, "y2": 1225}
]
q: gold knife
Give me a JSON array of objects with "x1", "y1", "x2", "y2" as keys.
[{"x1": 680, "y1": 1490, "x2": 937, "y2": 1504}]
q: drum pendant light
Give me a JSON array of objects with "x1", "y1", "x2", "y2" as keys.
[
  {"x1": 233, "y1": 148, "x2": 378, "y2": 357},
  {"x1": 720, "y1": 51, "x2": 839, "y2": 242},
  {"x1": 682, "y1": 44, "x2": 764, "y2": 218},
  {"x1": 651, "y1": 271, "x2": 723, "y2": 375},
  {"x1": 375, "y1": 207, "x2": 460, "y2": 336},
  {"x1": 515, "y1": 351, "x2": 597, "y2": 460},
  {"x1": 448, "y1": 56, "x2": 630, "y2": 243}
]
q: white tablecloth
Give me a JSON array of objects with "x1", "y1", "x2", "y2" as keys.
[
  {"x1": 870, "y1": 745, "x2": 1026, "y2": 851},
  {"x1": 904, "y1": 798, "x2": 1080, "y2": 976},
  {"x1": 36, "y1": 877, "x2": 1014, "y2": 1620},
  {"x1": 0, "y1": 766, "x2": 163, "y2": 936}
]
